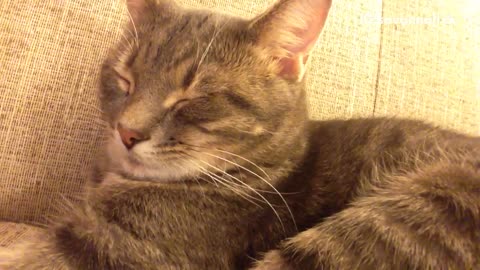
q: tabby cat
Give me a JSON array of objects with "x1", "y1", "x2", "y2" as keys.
[{"x1": 1, "y1": 0, "x2": 479, "y2": 269}]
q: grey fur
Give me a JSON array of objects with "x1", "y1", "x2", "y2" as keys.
[{"x1": 1, "y1": 0, "x2": 479, "y2": 269}]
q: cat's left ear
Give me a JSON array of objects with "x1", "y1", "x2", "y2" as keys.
[
  {"x1": 250, "y1": 0, "x2": 332, "y2": 81},
  {"x1": 126, "y1": 0, "x2": 176, "y2": 24}
]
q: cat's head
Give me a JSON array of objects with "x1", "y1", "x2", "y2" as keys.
[{"x1": 99, "y1": 0, "x2": 331, "y2": 183}]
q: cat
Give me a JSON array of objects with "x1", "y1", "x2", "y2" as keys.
[{"x1": 1, "y1": 0, "x2": 480, "y2": 269}]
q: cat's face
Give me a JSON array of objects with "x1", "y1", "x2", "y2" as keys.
[{"x1": 99, "y1": 0, "x2": 331, "y2": 183}]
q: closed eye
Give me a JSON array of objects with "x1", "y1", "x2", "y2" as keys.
[
  {"x1": 170, "y1": 96, "x2": 210, "y2": 113},
  {"x1": 113, "y1": 67, "x2": 134, "y2": 96},
  {"x1": 118, "y1": 75, "x2": 131, "y2": 96},
  {"x1": 172, "y1": 99, "x2": 191, "y2": 110}
]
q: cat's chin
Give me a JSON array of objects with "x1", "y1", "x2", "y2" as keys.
[{"x1": 116, "y1": 157, "x2": 200, "y2": 183}]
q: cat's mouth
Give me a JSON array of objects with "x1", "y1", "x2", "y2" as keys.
[
  {"x1": 114, "y1": 152, "x2": 201, "y2": 182},
  {"x1": 105, "y1": 129, "x2": 242, "y2": 183},
  {"x1": 106, "y1": 131, "x2": 204, "y2": 182}
]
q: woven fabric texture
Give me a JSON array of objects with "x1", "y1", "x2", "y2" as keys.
[
  {"x1": 374, "y1": 0, "x2": 480, "y2": 134},
  {"x1": 0, "y1": 0, "x2": 479, "y2": 225},
  {"x1": 0, "y1": 222, "x2": 43, "y2": 248}
]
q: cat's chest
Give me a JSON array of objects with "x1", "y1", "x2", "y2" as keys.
[{"x1": 94, "y1": 184, "x2": 293, "y2": 267}]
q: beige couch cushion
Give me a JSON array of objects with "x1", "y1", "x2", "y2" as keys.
[
  {"x1": 0, "y1": 0, "x2": 478, "y2": 225},
  {"x1": 374, "y1": 0, "x2": 480, "y2": 133}
]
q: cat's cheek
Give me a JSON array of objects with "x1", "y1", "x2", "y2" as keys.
[{"x1": 106, "y1": 131, "x2": 129, "y2": 163}]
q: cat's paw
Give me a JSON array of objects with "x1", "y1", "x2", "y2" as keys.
[{"x1": 250, "y1": 250, "x2": 293, "y2": 270}]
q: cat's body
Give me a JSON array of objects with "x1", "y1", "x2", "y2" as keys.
[
  {"x1": 2, "y1": 118, "x2": 479, "y2": 269},
  {"x1": 1, "y1": 0, "x2": 479, "y2": 269}
]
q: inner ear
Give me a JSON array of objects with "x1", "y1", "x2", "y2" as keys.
[
  {"x1": 251, "y1": 0, "x2": 332, "y2": 81},
  {"x1": 277, "y1": 54, "x2": 310, "y2": 81}
]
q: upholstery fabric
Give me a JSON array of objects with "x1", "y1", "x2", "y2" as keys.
[
  {"x1": 0, "y1": 0, "x2": 478, "y2": 229},
  {"x1": 374, "y1": 0, "x2": 480, "y2": 133},
  {"x1": 0, "y1": 222, "x2": 44, "y2": 248}
]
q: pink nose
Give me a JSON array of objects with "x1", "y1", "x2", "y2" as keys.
[{"x1": 117, "y1": 124, "x2": 148, "y2": 150}]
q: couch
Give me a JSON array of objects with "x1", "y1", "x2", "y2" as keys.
[{"x1": 1, "y1": 0, "x2": 479, "y2": 249}]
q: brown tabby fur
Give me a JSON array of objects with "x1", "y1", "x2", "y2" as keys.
[{"x1": 1, "y1": 0, "x2": 479, "y2": 269}]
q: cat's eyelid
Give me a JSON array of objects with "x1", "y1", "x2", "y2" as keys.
[
  {"x1": 118, "y1": 76, "x2": 131, "y2": 95},
  {"x1": 166, "y1": 96, "x2": 208, "y2": 113},
  {"x1": 172, "y1": 98, "x2": 201, "y2": 112},
  {"x1": 174, "y1": 99, "x2": 190, "y2": 108},
  {"x1": 113, "y1": 66, "x2": 135, "y2": 95}
]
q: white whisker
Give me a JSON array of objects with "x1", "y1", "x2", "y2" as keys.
[
  {"x1": 196, "y1": 19, "x2": 229, "y2": 71},
  {"x1": 92, "y1": 118, "x2": 109, "y2": 128},
  {"x1": 202, "y1": 169, "x2": 262, "y2": 207},
  {"x1": 119, "y1": 31, "x2": 134, "y2": 52},
  {"x1": 197, "y1": 150, "x2": 297, "y2": 232},
  {"x1": 187, "y1": 159, "x2": 263, "y2": 207},
  {"x1": 81, "y1": 100, "x2": 105, "y2": 115},
  {"x1": 200, "y1": 166, "x2": 267, "y2": 205},
  {"x1": 191, "y1": 158, "x2": 286, "y2": 233},
  {"x1": 215, "y1": 149, "x2": 272, "y2": 181},
  {"x1": 123, "y1": 27, "x2": 139, "y2": 47},
  {"x1": 125, "y1": 4, "x2": 139, "y2": 48}
]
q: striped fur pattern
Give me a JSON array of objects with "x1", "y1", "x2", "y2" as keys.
[{"x1": 1, "y1": 0, "x2": 479, "y2": 269}]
